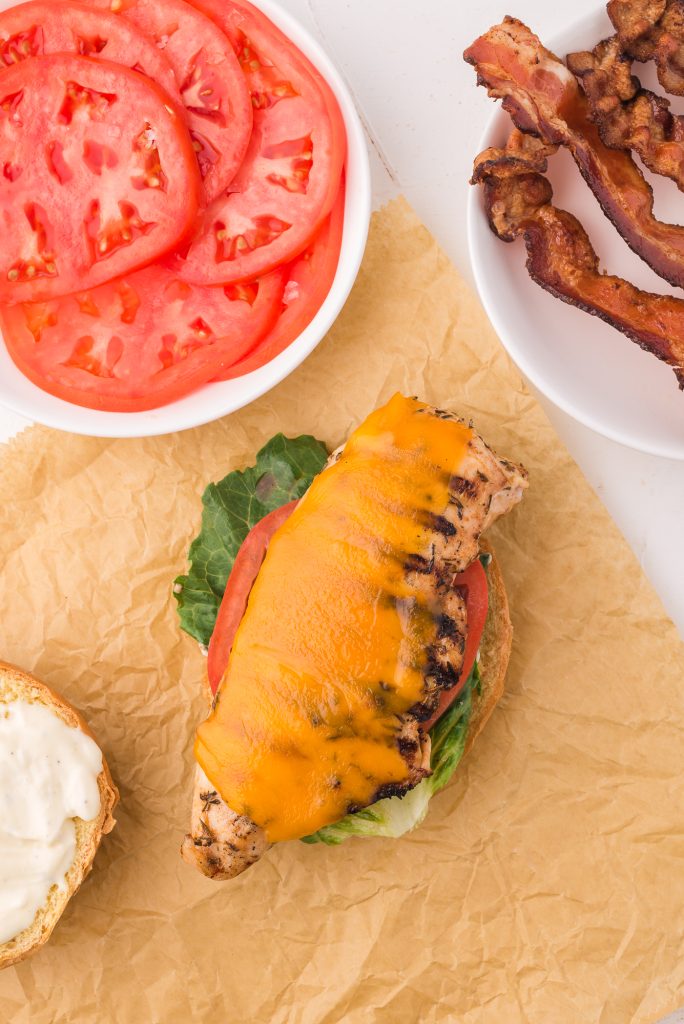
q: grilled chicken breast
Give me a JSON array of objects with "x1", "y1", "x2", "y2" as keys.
[{"x1": 182, "y1": 396, "x2": 527, "y2": 880}]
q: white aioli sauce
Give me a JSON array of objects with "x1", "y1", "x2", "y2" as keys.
[{"x1": 0, "y1": 701, "x2": 103, "y2": 945}]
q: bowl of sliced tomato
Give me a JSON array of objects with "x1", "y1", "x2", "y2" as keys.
[{"x1": 0, "y1": 0, "x2": 370, "y2": 436}]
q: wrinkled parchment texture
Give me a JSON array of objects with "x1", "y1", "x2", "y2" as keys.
[{"x1": 0, "y1": 199, "x2": 682, "y2": 1024}]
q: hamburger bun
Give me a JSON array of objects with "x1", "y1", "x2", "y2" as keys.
[
  {"x1": 465, "y1": 542, "x2": 513, "y2": 755},
  {"x1": 0, "y1": 662, "x2": 118, "y2": 970}
]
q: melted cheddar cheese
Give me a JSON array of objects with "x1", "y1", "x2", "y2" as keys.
[{"x1": 195, "y1": 394, "x2": 473, "y2": 842}]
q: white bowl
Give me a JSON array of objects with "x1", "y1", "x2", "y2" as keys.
[
  {"x1": 0, "y1": 0, "x2": 371, "y2": 438},
  {"x1": 467, "y1": 9, "x2": 684, "y2": 459}
]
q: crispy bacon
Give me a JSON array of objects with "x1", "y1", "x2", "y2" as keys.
[
  {"x1": 608, "y1": 0, "x2": 684, "y2": 94},
  {"x1": 568, "y1": 36, "x2": 684, "y2": 189},
  {"x1": 464, "y1": 17, "x2": 684, "y2": 289},
  {"x1": 472, "y1": 131, "x2": 684, "y2": 388}
]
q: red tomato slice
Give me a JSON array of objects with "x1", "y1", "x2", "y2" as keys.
[
  {"x1": 214, "y1": 179, "x2": 344, "y2": 380},
  {"x1": 0, "y1": 54, "x2": 201, "y2": 303},
  {"x1": 0, "y1": 1, "x2": 181, "y2": 102},
  {"x1": 82, "y1": 0, "x2": 253, "y2": 201},
  {"x1": 206, "y1": 502, "x2": 490, "y2": 717},
  {"x1": 174, "y1": 0, "x2": 346, "y2": 286},
  {"x1": 422, "y1": 560, "x2": 489, "y2": 731},
  {"x1": 207, "y1": 500, "x2": 298, "y2": 692},
  {"x1": 0, "y1": 265, "x2": 285, "y2": 411}
]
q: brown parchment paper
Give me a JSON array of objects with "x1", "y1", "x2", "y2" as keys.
[{"x1": 0, "y1": 198, "x2": 683, "y2": 1024}]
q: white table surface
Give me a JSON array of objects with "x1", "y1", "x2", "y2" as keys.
[{"x1": 2, "y1": 0, "x2": 683, "y2": 640}]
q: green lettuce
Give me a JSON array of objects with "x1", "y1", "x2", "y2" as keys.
[
  {"x1": 174, "y1": 434, "x2": 328, "y2": 646},
  {"x1": 301, "y1": 662, "x2": 479, "y2": 846}
]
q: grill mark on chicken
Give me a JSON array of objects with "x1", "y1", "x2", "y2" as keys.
[
  {"x1": 436, "y1": 612, "x2": 464, "y2": 642},
  {"x1": 374, "y1": 782, "x2": 415, "y2": 801},
  {"x1": 425, "y1": 512, "x2": 457, "y2": 537},
  {"x1": 183, "y1": 404, "x2": 527, "y2": 880},
  {"x1": 399, "y1": 408, "x2": 526, "y2": 723},
  {"x1": 398, "y1": 735, "x2": 420, "y2": 758},
  {"x1": 403, "y1": 549, "x2": 436, "y2": 575},
  {"x1": 450, "y1": 475, "x2": 479, "y2": 499}
]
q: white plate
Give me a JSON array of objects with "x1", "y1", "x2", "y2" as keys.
[
  {"x1": 0, "y1": 0, "x2": 371, "y2": 438},
  {"x1": 467, "y1": 8, "x2": 684, "y2": 459}
]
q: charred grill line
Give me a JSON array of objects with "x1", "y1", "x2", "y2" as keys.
[
  {"x1": 409, "y1": 692, "x2": 441, "y2": 722},
  {"x1": 425, "y1": 512, "x2": 457, "y2": 537},
  {"x1": 425, "y1": 655, "x2": 461, "y2": 691},
  {"x1": 450, "y1": 474, "x2": 479, "y2": 499},
  {"x1": 404, "y1": 549, "x2": 436, "y2": 574},
  {"x1": 374, "y1": 781, "x2": 417, "y2": 801},
  {"x1": 436, "y1": 613, "x2": 465, "y2": 643},
  {"x1": 398, "y1": 735, "x2": 420, "y2": 757}
]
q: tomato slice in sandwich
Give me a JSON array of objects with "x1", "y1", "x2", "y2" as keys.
[
  {"x1": 207, "y1": 501, "x2": 490, "y2": 715},
  {"x1": 207, "y1": 500, "x2": 298, "y2": 690},
  {"x1": 421, "y1": 558, "x2": 488, "y2": 731}
]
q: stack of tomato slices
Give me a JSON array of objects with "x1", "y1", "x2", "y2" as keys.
[{"x1": 0, "y1": 0, "x2": 346, "y2": 411}]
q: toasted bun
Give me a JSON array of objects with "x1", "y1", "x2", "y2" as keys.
[
  {"x1": 464, "y1": 541, "x2": 513, "y2": 756},
  {"x1": 0, "y1": 662, "x2": 118, "y2": 970}
]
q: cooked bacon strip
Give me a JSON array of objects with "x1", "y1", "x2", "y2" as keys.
[
  {"x1": 472, "y1": 131, "x2": 684, "y2": 388},
  {"x1": 609, "y1": 0, "x2": 667, "y2": 58},
  {"x1": 464, "y1": 17, "x2": 684, "y2": 289},
  {"x1": 568, "y1": 36, "x2": 684, "y2": 190},
  {"x1": 609, "y1": 0, "x2": 684, "y2": 94}
]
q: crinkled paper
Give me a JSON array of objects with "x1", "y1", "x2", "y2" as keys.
[{"x1": 0, "y1": 199, "x2": 682, "y2": 1024}]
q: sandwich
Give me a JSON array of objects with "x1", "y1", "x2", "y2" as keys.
[
  {"x1": 0, "y1": 662, "x2": 118, "y2": 969},
  {"x1": 176, "y1": 394, "x2": 527, "y2": 879}
]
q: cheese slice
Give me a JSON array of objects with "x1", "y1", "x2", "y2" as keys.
[{"x1": 195, "y1": 394, "x2": 473, "y2": 842}]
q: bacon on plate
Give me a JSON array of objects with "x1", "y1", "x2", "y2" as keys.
[
  {"x1": 568, "y1": 35, "x2": 684, "y2": 191},
  {"x1": 472, "y1": 130, "x2": 684, "y2": 388},
  {"x1": 464, "y1": 16, "x2": 684, "y2": 289},
  {"x1": 608, "y1": 0, "x2": 684, "y2": 94}
]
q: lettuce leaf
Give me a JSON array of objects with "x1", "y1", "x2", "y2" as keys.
[
  {"x1": 301, "y1": 662, "x2": 479, "y2": 845},
  {"x1": 174, "y1": 434, "x2": 328, "y2": 646}
]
